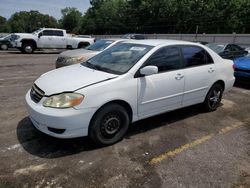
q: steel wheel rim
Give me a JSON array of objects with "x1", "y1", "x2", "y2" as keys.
[{"x1": 100, "y1": 114, "x2": 121, "y2": 137}]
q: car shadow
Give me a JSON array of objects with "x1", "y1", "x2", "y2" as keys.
[{"x1": 16, "y1": 104, "x2": 206, "y2": 159}]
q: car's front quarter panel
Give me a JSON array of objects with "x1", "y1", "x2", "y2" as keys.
[{"x1": 75, "y1": 74, "x2": 139, "y2": 122}]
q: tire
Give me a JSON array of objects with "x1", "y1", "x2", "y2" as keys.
[
  {"x1": 89, "y1": 103, "x2": 130, "y2": 146},
  {"x1": 204, "y1": 83, "x2": 223, "y2": 112},
  {"x1": 0, "y1": 44, "x2": 8, "y2": 50},
  {"x1": 22, "y1": 43, "x2": 34, "y2": 54}
]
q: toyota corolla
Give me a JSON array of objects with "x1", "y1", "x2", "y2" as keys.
[{"x1": 25, "y1": 40, "x2": 235, "y2": 145}]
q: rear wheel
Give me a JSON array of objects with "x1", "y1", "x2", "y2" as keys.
[
  {"x1": 0, "y1": 44, "x2": 8, "y2": 50},
  {"x1": 22, "y1": 43, "x2": 35, "y2": 54},
  {"x1": 89, "y1": 104, "x2": 129, "y2": 146},
  {"x1": 204, "y1": 83, "x2": 223, "y2": 112}
]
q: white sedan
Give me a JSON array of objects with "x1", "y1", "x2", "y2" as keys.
[{"x1": 26, "y1": 40, "x2": 235, "y2": 145}]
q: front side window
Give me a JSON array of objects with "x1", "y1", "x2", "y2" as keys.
[
  {"x1": 143, "y1": 46, "x2": 181, "y2": 72},
  {"x1": 81, "y1": 43, "x2": 153, "y2": 75},
  {"x1": 181, "y1": 46, "x2": 213, "y2": 67}
]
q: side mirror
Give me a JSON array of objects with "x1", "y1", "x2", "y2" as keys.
[
  {"x1": 140, "y1": 66, "x2": 158, "y2": 76},
  {"x1": 38, "y1": 32, "x2": 42, "y2": 38}
]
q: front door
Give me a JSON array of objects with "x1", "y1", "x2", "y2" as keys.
[{"x1": 137, "y1": 46, "x2": 185, "y2": 117}]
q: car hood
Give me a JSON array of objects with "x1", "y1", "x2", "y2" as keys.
[
  {"x1": 35, "y1": 64, "x2": 117, "y2": 96},
  {"x1": 59, "y1": 49, "x2": 98, "y2": 58},
  {"x1": 234, "y1": 57, "x2": 250, "y2": 69}
]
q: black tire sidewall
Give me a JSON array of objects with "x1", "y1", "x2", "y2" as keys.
[
  {"x1": 90, "y1": 104, "x2": 129, "y2": 146},
  {"x1": 204, "y1": 84, "x2": 223, "y2": 112}
]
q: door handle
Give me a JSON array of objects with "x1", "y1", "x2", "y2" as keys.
[
  {"x1": 175, "y1": 73, "x2": 184, "y2": 80},
  {"x1": 208, "y1": 67, "x2": 215, "y2": 73}
]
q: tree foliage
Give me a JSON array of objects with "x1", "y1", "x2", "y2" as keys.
[
  {"x1": 1, "y1": 0, "x2": 250, "y2": 34},
  {"x1": 81, "y1": 0, "x2": 250, "y2": 34},
  {"x1": 59, "y1": 7, "x2": 82, "y2": 34}
]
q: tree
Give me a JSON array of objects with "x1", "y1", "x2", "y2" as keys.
[
  {"x1": 8, "y1": 11, "x2": 58, "y2": 33},
  {"x1": 60, "y1": 7, "x2": 82, "y2": 33},
  {"x1": 0, "y1": 16, "x2": 10, "y2": 32}
]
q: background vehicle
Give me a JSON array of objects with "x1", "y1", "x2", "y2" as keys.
[
  {"x1": 56, "y1": 38, "x2": 126, "y2": 68},
  {"x1": 206, "y1": 43, "x2": 248, "y2": 60},
  {"x1": 0, "y1": 34, "x2": 13, "y2": 50},
  {"x1": 233, "y1": 54, "x2": 250, "y2": 79},
  {"x1": 121, "y1": 33, "x2": 146, "y2": 40},
  {"x1": 26, "y1": 39, "x2": 235, "y2": 146},
  {"x1": 11, "y1": 28, "x2": 95, "y2": 54}
]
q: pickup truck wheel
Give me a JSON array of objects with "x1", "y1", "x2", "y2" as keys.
[
  {"x1": 22, "y1": 43, "x2": 34, "y2": 54},
  {"x1": 0, "y1": 44, "x2": 8, "y2": 50},
  {"x1": 89, "y1": 104, "x2": 129, "y2": 146}
]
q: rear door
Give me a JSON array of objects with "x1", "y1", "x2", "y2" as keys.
[
  {"x1": 51, "y1": 30, "x2": 67, "y2": 48},
  {"x1": 181, "y1": 45, "x2": 217, "y2": 107},
  {"x1": 137, "y1": 46, "x2": 185, "y2": 117}
]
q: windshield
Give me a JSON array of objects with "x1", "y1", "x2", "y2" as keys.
[
  {"x1": 32, "y1": 28, "x2": 43, "y2": 35},
  {"x1": 81, "y1": 43, "x2": 153, "y2": 75},
  {"x1": 1, "y1": 34, "x2": 11, "y2": 40},
  {"x1": 86, "y1": 39, "x2": 115, "y2": 51},
  {"x1": 205, "y1": 43, "x2": 225, "y2": 53}
]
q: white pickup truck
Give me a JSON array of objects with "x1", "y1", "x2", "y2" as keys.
[{"x1": 11, "y1": 28, "x2": 95, "y2": 53}]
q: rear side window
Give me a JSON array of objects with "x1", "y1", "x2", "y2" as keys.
[
  {"x1": 53, "y1": 30, "x2": 64, "y2": 36},
  {"x1": 144, "y1": 46, "x2": 182, "y2": 73},
  {"x1": 42, "y1": 30, "x2": 54, "y2": 36},
  {"x1": 181, "y1": 46, "x2": 213, "y2": 68}
]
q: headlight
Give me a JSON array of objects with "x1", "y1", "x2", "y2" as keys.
[
  {"x1": 43, "y1": 93, "x2": 84, "y2": 108},
  {"x1": 65, "y1": 56, "x2": 85, "y2": 64}
]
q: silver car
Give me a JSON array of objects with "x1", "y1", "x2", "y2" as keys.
[{"x1": 55, "y1": 39, "x2": 127, "y2": 68}]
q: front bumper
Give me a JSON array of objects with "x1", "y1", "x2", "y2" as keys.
[{"x1": 25, "y1": 91, "x2": 97, "y2": 138}]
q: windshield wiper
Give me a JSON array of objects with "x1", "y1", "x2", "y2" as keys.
[{"x1": 84, "y1": 61, "x2": 98, "y2": 70}]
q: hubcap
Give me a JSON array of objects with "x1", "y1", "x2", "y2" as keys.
[
  {"x1": 209, "y1": 90, "x2": 221, "y2": 107},
  {"x1": 25, "y1": 46, "x2": 32, "y2": 53},
  {"x1": 1, "y1": 44, "x2": 7, "y2": 50},
  {"x1": 101, "y1": 114, "x2": 121, "y2": 136}
]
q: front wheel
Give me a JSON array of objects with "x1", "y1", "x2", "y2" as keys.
[
  {"x1": 22, "y1": 43, "x2": 34, "y2": 54},
  {"x1": 89, "y1": 104, "x2": 129, "y2": 146},
  {"x1": 204, "y1": 84, "x2": 223, "y2": 112}
]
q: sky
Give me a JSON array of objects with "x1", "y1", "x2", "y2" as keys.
[{"x1": 0, "y1": 0, "x2": 91, "y2": 19}]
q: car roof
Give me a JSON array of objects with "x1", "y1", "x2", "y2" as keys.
[{"x1": 120, "y1": 39, "x2": 200, "y2": 47}]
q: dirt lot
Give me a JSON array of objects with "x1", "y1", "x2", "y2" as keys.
[{"x1": 0, "y1": 50, "x2": 249, "y2": 188}]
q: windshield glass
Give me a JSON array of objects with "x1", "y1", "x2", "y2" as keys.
[
  {"x1": 205, "y1": 43, "x2": 225, "y2": 53},
  {"x1": 2, "y1": 34, "x2": 11, "y2": 40},
  {"x1": 81, "y1": 43, "x2": 153, "y2": 75},
  {"x1": 86, "y1": 39, "x2": 115, "y2": 51},
  {"x1": 32, "y1": 28, "x2": 43, "y2": 35}
]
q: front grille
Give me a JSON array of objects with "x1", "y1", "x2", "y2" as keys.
[
  {"x1": 235, "y1": 68, "x2": 250, "y2": 74},
  {"x1": 30, "y1": 84, "x2": 45, "y2": 103}
]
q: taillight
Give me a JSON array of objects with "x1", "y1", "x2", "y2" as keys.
[{"x1": 232, "y1": 64, "x2": 235, "y2": 70}]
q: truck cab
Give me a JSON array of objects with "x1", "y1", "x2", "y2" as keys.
[{"x1": 11, "y1": 28, "x2": 95, "y2": 53}]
